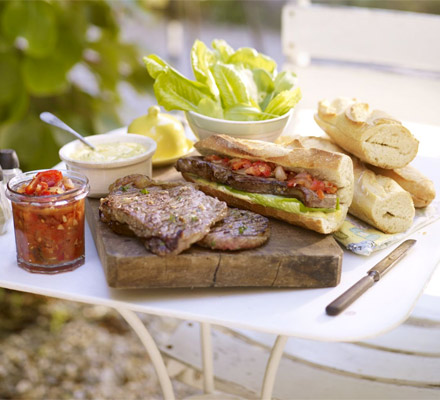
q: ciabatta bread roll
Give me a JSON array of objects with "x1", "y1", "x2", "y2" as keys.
[
  {"x1": 280, "y1": 135, "x2": 415, "y2": 234},
  {"x1": 176, "y1": 134, "x2": 354, "y2": 234},
  {"x1": 368, "y1": 164, "x2": 436, "y2": 208},
  {"x1": 314, "y1": 97, "x2": 419, "y2": 169}
]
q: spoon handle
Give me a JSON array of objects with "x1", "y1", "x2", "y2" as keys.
[{"x1": 40, "y1": 112, "x2": 96, "y2": 150}]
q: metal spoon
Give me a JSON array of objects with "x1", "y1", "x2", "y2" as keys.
[{"x1": 40, "y1": 112, "x2": 96, "y2": 151}]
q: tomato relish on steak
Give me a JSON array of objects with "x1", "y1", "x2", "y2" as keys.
[
  {"x1": 176, "y1": 155, "x2": 339, "y2": 209},
  {"x1": 205, "y1": 154, "x2": 337, "y2": 199}
]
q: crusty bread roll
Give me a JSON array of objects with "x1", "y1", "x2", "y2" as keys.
[
  {"x1": 368, "y1": 164, "x2": 436, "y2": 208},
  {"x1": 185, "y1": 134, "x2": 354, "y2": 235},
  {"x1": 195, "y1": 133, "x2": 292, "y2": 160},
  {"x1": 280, "y1": 135, "x2": 416, "y2": 234},
  {"x1": 314, "y1": 97, "x2": 419, "y2": 169}
]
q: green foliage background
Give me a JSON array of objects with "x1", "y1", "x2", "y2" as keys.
[{"x1": 0, "y1": 0, "x2": 152, "y2": 172}]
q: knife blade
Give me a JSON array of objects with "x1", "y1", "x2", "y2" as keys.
[{"x1": 326, "y1": 239, "x2": 417, "y2": 316}]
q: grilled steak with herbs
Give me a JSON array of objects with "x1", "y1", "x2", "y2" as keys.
[
  {"x1": 99, "y1": 174, "x2": 228, "y2": 256},
  {"x1": 197, "y1": 208, "x2": 270, "y2": 251},
  {"x1": 175, "y1": 156, "x2": 337, "y2": 209}
]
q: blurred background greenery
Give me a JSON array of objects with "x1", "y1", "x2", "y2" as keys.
[
  {"x1": 0, "y1": 0, "x2": 439, "y2": 173},
  {"x1": 0, "y1": 0, "x2": 154, "y2": 171}
]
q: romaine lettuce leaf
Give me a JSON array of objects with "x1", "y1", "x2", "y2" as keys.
[
  {"x1": 261, "y1": 70, "x2": 297, "y2": 111},
  {"x1": 262, "y1": 88, "x2": 302, "y2": 119},
  {"x1": 152, "y1": 67, "x2": 215, "y2": 113},
  {"x1": 228, "y1": 186, "x2": 339, "y2": 214},
  {"x1": 144, "y1": 54, "x2": 217, "y2": 113},
  {"x1": 224, "y1": 104, "x2": 277, "y2": 121},
  {"x1": 211, "y1": 63, "x2": 251, "y2": 110},
  {"x1": 228, "y1": 47, "x2": 277, "y2": 74},
  {"x1": 273, "y1": 70, "x2": 298, "y2": 94},
  {"x1": 144, "y1": 54, "x2": 167, "y2": 79},
  {"x1": 197, "y1": 97, "x2": 224, "y2": 119},
  {"x1": 211, "y1": 39, "x2": 234, "y2": 63},
  {"x1": 190, "y1": 39, "x2": 219, "y2": 97},
  {"x1": 252, "y1": 68, "x2": 275, "y2": 108}
]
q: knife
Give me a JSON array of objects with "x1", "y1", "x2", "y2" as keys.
[{"x1": 326, "y1": 239, "x2": 417, "y2": 316}]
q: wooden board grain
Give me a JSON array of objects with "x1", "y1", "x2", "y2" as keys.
[{"x1": 86, "y1": 198, "x2": 343, "y2": 289}]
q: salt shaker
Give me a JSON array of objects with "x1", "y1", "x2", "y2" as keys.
[{"x1": 0, "y1": 166, "x2": 12, "y2": 235}]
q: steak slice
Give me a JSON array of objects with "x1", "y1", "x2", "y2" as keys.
[
  {"x1": 99, "y1": 174, "x2": 228, "y2": 256},
  {"x1": 197, "y1": 208, "x2": 270, "y2": 251},
  {"x1": 176, "y1": 156, "x2": 337, "y2": 209}
]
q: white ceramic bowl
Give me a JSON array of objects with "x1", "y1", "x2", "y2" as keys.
[
  {"x1": 59, "y1": 133, "x2": 156, "y2": 198},
  {"x1": 185, "y1": 108, "x2": 294, "y2": 142}
]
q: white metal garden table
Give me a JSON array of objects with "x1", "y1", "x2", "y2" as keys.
[{"x1": 1, "y1": 108, "x2": 439, "y2": 399}]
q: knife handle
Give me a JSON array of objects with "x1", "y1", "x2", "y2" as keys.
[{"x1": 326, "y1": 274, "x2": 375, "y2": 316}]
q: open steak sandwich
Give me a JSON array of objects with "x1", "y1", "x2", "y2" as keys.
[{"x1": 176, "y1": 134, "x2": 354, "y2": 234}]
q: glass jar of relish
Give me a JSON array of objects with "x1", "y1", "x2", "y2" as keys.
[{"x1": 6, "y1": 169, "x2": 89, "y2": 274}]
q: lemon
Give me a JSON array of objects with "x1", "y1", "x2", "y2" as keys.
[{"x1": 127, "y1": 106, "x2": 192, "y2": 162}]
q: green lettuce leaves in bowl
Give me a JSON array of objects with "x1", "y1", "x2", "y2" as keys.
[{"x1": 143, "y1": 39, "x2": 301, "y2": 122}]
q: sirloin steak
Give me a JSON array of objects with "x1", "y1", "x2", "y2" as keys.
[
  {"x1": 197, "y1": 208, "x2": 270, "y2": 251},
  {"x1": 99, "y1": 174, "x2": 228, "y2": 256}
]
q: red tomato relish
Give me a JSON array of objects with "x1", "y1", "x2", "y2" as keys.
[
  {"x1": 19, "y1": 170, "x2": 74, "y2": 196},
  {"x1": 6, "y1": 170, "x2": 89, "y2": 274}
]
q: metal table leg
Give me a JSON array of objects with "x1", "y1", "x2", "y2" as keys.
[
  {"x1": 116, "y1": 306, "x2": 176, "y2": 400},
  {"x1": 201, "y1": 322, "x2": 215, "y2": 394},
  {"x1": 195, "y1": 322, "x2": 244, "y2": 399},
  {"x1": 260, "y1": 335, "x2": 288, "y2": 400}
]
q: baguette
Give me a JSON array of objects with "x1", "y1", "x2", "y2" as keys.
[
  {"x1": 368, "y1": 164, "x2": 436, "y2": 208},
  {"x1": 314, "y1": 97, "x2": 419, "y2": 169},
  {"x1": 280, "y1": 135, "x2": 416, "y2": 234},
  {"x1": 177, "y1": 134, "x2": 354, "y2": 234}
]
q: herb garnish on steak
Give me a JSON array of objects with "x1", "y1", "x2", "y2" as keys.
[{"x1": 99, "y1": 174, "x2": 228, "y2": 256}]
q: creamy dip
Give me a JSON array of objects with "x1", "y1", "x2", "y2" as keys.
[{"x1": 70, "y1": 142, "x2": 147, "y2": 162}]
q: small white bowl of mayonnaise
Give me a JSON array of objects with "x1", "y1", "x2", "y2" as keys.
[{"x1": 59, "y1": 133, "x2": 156, "y2": 197}]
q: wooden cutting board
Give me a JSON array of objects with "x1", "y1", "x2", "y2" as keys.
[{"x1": 86, "y1": 166, "x2": 343, "y2": 289}]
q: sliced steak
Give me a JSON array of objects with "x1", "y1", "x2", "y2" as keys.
[
  {"x1": 197, "y1": 208, "x2": 270, "y2": 251},
  {"x1": 99, "y1": 174, "x2": 228, "y2": 256},
  {"x1": 176, "y1": 156, "x2": 337, "y2": 209}
]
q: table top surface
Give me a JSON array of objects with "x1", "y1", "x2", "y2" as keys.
[{"x1": 1, "y1": 110, "x2": 439, "y2": 342}]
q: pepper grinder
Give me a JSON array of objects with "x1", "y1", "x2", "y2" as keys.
[{"x1": 0, "y1": 149, "x2": 22, "y2": 184}]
